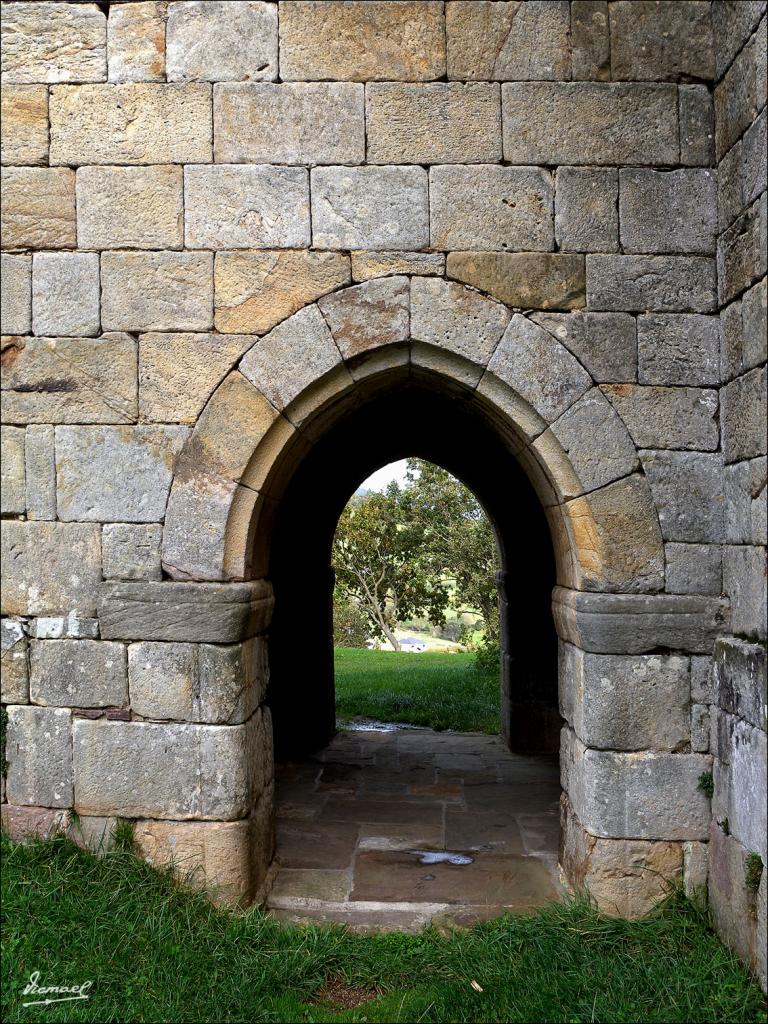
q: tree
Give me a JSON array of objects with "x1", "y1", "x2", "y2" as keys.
[{"x1": 333, "y1": 594, "x2": 370, "y2": 648}]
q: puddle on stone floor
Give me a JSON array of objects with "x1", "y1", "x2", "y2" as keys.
[{"x1": 413, "y1": 850, "x2": 474, "y2": 865}]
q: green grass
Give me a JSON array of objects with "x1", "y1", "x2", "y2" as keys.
[
  {"x1": 334, "y1": 647, "x2": 500, "y2": 733},
  {"x1": 2, "y1": 834, "x2": 765, "y2": 1024}
]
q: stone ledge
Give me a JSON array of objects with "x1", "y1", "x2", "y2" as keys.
[
  {"x1": 552, "y1": 586, "x2": 730, "y2": 653},
  {"x1": 98, "y1": 580, "x2": 273, "y2": 642}
]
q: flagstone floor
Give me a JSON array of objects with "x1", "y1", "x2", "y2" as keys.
[{"x1": 267, "y1": 725, "x2": 564, "y2": 931}]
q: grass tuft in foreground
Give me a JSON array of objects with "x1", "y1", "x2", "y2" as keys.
[
  {"x1": 334, "y1": 648, "x2": 499, "y2": 733},
  {"x1": 2, "y1": 833, "x2": 765, "y2": 1024}
]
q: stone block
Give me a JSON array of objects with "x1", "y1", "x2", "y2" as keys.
[
  {"x1": 0, "y1": 85, "x2": 48, "y2": 164},
  {"x1": 0, "y1": 1, "x2": 106, "y2": 83},
  {"x1": 683, "y1": 840, "x2": 709, "y2": 896},
  {"x1": 691, "y1": 704, "x2": 711, "y2": 752},
  {"x1": 49, "y1": 83, "x2": 212, "y2": 165},
  {"x1": 101, "y1": 251, "x2": 213, "y2": 332},
  {"x1": 214, "y1": 82, "x2": 363, "y2": 164},
  {"x1": 0, "y1": 522, "x2": 101, "y2": 617},
  {"x1": 691, "y1": 655, "x2": 713, "y2": 704},
  {"x1": 6, "y1": 706, "x2": 73, "y2": 808},
  {"x1": 278, "y1": 1, "x2": 445, "y2": 82},
  {"x1": 430, "y1": 165, "x2": 553, "y2": 252},
  {"x1": 1, "y1": 254, "x2": 31, "y2": 335},
  {"x1": 742, "y1": 276, "x2": 767, "y2": 370},
  {"x1": 637, "y1": 314, "x2": 720, "y2": 386},
  {"x1": 721, "y1": 366, "x2": 768, "y2": 463},
  {"x1": 714, "y1": 23, "x2": 765, "y2": 158},
  {"x1": 587, "y1": 256, "x2": 717, "y2": 313},
  {"x1": 29, "y1": 615, "x2": 99, "y2": 640},
  {"x1": 139, "y1": 332, "x2": 253, "y2": 424},
  {"x1": 619, "y1": 169, "x2": 717, "y2": 255},
  {"x1": 30, "y1": 639, "x2": 127, "y2": 708},
  {"x1": 72, "y1": 714, "x2": 267, "y2": 819},
  {"x1": 720, "y1": 144, "x2": 746, "y2": 236},
  {"x1": 641, "y1": 450, "x2": 725, "y2": 543},
  {"x1": 311, "y1": 166, "x2": 428, "y2": 251},
  {"x1": 602, "y1": 385, "x2": 719, "y2": 451},
  {"x1": 128, "y1": 641, "x2": 197, "y2": 720},
  {"x1": 560, "y1": 644, "x2": 690, "y2": 751},
  {"x1": 319, "y1": 278, "x2": 409, "y2": 361},
  {"x1": 240, "y1": 305, "x2": 340, "y2": 412},
  {"x1": 1, "y1": 619, "x2": 29, "y2": 704},
  {"x1": 350, "y1": 252, "x2": 445, "y2": 282},
  {"x1": 1, "y1": 426, "x2": 25, "y2": 515},
  {"x1": 98, "y1": 580, "x2": 274, "y2": 644},
  {"x1": 167, "y1": 1, "x2": 276, "y2": 82},
  {"x1": 713, "y1": 714, "x2": 767, "y2": 859},
  {"x1": 215, "y1": 251, "x2": 350, "y2": 335},
  {"x1": 555, "y1": 168, "x2": 618, "y2": 253},
  {"x1": 561, "y1": 728, "x2": 712, "y2": 840},
  {"x1": 69, "y1": 815, "x2": 119, "y2": 854},
  {"x1": 717, "y1": 195, "x2": 767, "y2": 304},
  {"x1": 711, "y1": 0, "x2": 766, "y2": 78},
  {"x1": 0, "y1": 167, "x2": 76, "y2": 249},
  {"x1": 55, "y1": 425, "x2": 188, "y2": 523},
  {"x1": 713, "y1": 637, "x2": 767, "y2": 731},
  {"x1": 447, "y1": 252, "x2": 585, "y2": 310},
  {"x1": 679, "y1": 85, "x2": 715, "y2": 167},
  {"x1": 709, "y1": 823, "x2": 767, "y2": 986},
  {"x1": 665, "y1": 544, "x2": 722, "y2": 596},
  {"x1": 571, "y1": 1, "x2": 610, "y2": 81},
  {"x1": 742, "y1": 107, "x2": 767, "y2": 206},
  {"x1": 722, "y1": 545, "x2": 768, "y2": 640},
  {"x1": 446, "y1": 1, "x2": 570, "y2": 80},
  {"x1": 502, "y1": 83, "x2": 679, "y2": 165},
  {"x1": 76, "y1": 165, "x2": 183, "y2": 250},
  {"x1": 720, "y1": 297, "x2": 744, "y2": 382},
  {"x1": 0, "y1": 805, "x2": 69, "y2": 841},
  {"x1": 184, "y1": 165, "x2": 309, "y2": 250},
  {"x1": 32, "y1": 253, "x2": 100, "y2": 338},
  {"x1": 366, "y1": 83, "x2": 501, "y2": 164},
  {"x1": 102, "y1": 524, "x2": 162, "y2": 582},
  {"x1": 410, "y1": 278, "x2": 510, "y2": 368},
  {"x1": 531, "y1": 313, "x2": 637, "y2": 383},
  {"x1": 609, "y1": 1, "x2": 714, "y2": 81},
  {"x1": 1, "y1": 335, "x2": 137, "y2": 425},
  {"x1": 107, "y1": 1, "x2": 167, "y2": 83}
]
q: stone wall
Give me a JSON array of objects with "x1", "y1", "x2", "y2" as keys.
[{"x1": 0, "y1": 0, "x2": 765, "y2": 969}]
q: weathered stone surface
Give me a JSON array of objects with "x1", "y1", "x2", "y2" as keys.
[
  {"x1": 609, "y1": 1, "x2": 714, "y2": 81},
  {"x1": 184, "y1": 165, "x2": 309, "y2": 250},
  {"x1": 691, "y1": 704, "x2": 711, "y2": 752},
  {"x1": 76, "y1": 165, "x2": 183, "y2": 249},
  {"x1": 560, "y1": 644, "x2": 690, "y2": 751},
  {"x1": 562, "y1": 728, "x2": 711, "y2": 840},
  {"x1": 30, "y1": 639, "x2": 127, "y2": 708},
  {"x1": 1, "y1": 335, "x2": 137, "y2": 425},
  {"x1": 712, "y1": 713, "x2": 767, "y2": 858},
  {"x1": 502, "y1": 83, "x2": 679, "y2": 165},
  {"x1": 240, "y1": 305, "x2": 341, "y2": 411},
  {"x1": 68, "y1": 815, "x2": 119, "y2": 854},
  {"x1": 666, "y1": 543, "x2": 722, "y2": 596},
  {"x1": 101, "y1": 252, "x2": 213, "y2": 332},
  {"x1": 619, "y1": 170, "x2": 717, "y2": 255},
  {"x1": 587, "y1": 256, "x2": 717, "y2": 313},
  {"x1": 0, "y1": 1, "x2": 106, "y2": 83},
  {"x1": 29, "y1": 614, "x2": 98, "y2": 640},
  {"x1": 55, "y1": 425, "x2": 188, "y2": 523},
  {"x1": 214, "y1": 251, "x2": 350, "y2": 335},
  {"x1": 0, "y1": 805, "x2": 69, "y2": 841},
  {"x1": 718, "y1": 143, "x2": 744, "y2": 234},
  {"x1": 102, "y1": 524, "x2": 163, "y2": 582},
  {"x1": 1, "y1": 522, "x2": 101, "y2": 616},
  {"x1": 139, "y1": 332, "x2": 253, "y2": 423},
  {"x1": 1, "y1": 255, "x2": 31, "y2": 335},
  {"x1": 72, "y1": 713, "x2": 267, "y2": 818},
  {"x1": 717, "y1": 195, "x2": 767, "y2": 304},
  {"x1": 319, "y1": 278, "x2": 409, "y2": 361},
  {"x1": 167, "y1": 1, "x2": 277, "y2": 82},
  {"x1": 215, "y1": 82, "x2": 364, "y2": 164},
  {"x1": 278, "y1": 1, "x2": 445, "y2": 82},
  {"x1": 32, "y1": 253, "x2": 100, "y2": 338},
  {"x1": 49, "y1": 83, "x2": 212, "y2": 165},
  {"x1": 640, "y1": 451, "x2": 725, "y2": 543},
  {"x1": 446, "y1": 1, "x2": 570, "y2": 81},
  {"x1": 691, "y1": 655, "x2": 713, "y2": 704},
  {"x1": 350, "y1": 252, "x2": 445, "y2": 282},
  {"x1": 107, "y1": 1, "x2": 167, "y2": 83},
  {"x1": 447, "y1": 252, "x2": 585, "y2": 310},
  {"x1": 714, "y1": 21, "x2": 766, "y2": 158},
  {"x1": 555, "y1": 167, "x2": 618, "y2": 253},
  {"x1": 6, "y1": 706, "x2": 73, "y2": 808},
  {"x1": 1, "y1": 425, "x2": 25, "y2": 515},
  {"x1": 742, "y1": 107, "x2": 767, "y2": 206},
  {"x1": 430, "y1": 165, "x2": 553, "y2": 252},
  {"x1": 740, "y1": 277, "x2": 767, "y2": 370},
  {"x1": 98, "y1": 580, "x2": 274, "y2": 643},
  {"x1": 1, "y1": 619, "x2": 28, "y2": 704},
  {"x1": 312, "y1": 166, "x2": 429, "y2": 251},
  {"x1": 713, "y1": 637, "x2": 767, "y2": 731},
  {"x1": 679, "y1": 85, "x2": 715, "y2": 167},
  {"x1": 709, "y1": 823, "x2": 767, "y2": 987},
  {"x1": 128, "y1": 641, "x2": 196, "y2": 720},
  {"x1": 410, "y1": 278, "x2": 510, "y2": 368},
  {"x1": 637, "y1": 314, "x2": 720, "y2": 386},
  {"x1": 722, "y1": 545, "x2": 768, "y2": 640},
  {"x1": 530, "y1": 313, "x2": 637, "y2": 383},
  {"x1": 602, "y1": 385, "x2": 719, "y2": 451},
  {"x1": 711, "y1": 0, "x2": 766, "y2": 78},
  {"x1": 366, "y1": 83, "x2": 501, "y2": 164},
  {"x1": 0, "y1": 85, "x2": 48, "y2": 164},
  {"x1": 721, "y1": 365, "x2": 767, "y2": 464},
  {"x1": 0, "y1": 167, "x2": 76, "y2": 249},
  {"x1": 571, "y1": 1, "x2": 610, "y2": 80}
]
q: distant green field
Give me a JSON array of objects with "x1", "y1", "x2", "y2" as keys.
[{"x1": 334, "y1": 647, "x2": 500, "y2": 733}]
